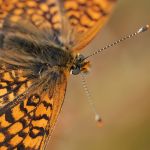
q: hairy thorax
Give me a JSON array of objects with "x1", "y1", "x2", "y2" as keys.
[{"x1": 0, "y1": 23, "x2": 75, "y2": 78}]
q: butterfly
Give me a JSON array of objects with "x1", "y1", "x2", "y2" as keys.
[{"x1": 0, "y1": 0, "x2": 117, "y2": 149}]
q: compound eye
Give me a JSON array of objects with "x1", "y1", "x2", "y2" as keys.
[{"x1": 70, "y1": 66, "x2": 80, "y2": 75}]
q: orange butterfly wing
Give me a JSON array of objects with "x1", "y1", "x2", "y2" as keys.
[
  {"x1": 62, "y1": 0, "x2": 117, "y2": 51},
  {"x1": 0, "y1": 0, "x2": 116, "y2": 51},
  {"x1": 0, "y1": 0, "x2": 61, "y2": 30},
  {"x1": 0, "y1": 64, "x2": 67, "y2": 149}
]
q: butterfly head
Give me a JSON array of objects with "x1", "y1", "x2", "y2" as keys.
[{"x1": 70, "y1": 54, "x2": 91, "y2": 75}]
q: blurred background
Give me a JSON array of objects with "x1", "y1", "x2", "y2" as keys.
[{"x1": 49, "y1": 0, "x2": 150, "y2": 150}]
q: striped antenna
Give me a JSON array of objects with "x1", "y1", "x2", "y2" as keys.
[
  {"x1": 85, "y1": 25, "x2": 149, "y2": 59},
  {"x1": 81, "y1": 74, "x2": 103, "y2": 127}
]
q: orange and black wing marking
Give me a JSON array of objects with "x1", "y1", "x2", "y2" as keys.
[
  {"x1": 0, "y1": 64, "x2": 33, "y2": 110},
  {"x1": 61, "y1": 0, "x2": 117, "y2": 51},
  {"x1": 0, "y1": 0, "x2": 117, "y2": 51},
  {"x1": 0, "y1": 0, "x2": 61, "y2": 31},
  {"x1": 0, "y1": 65, "x2": 67, "y2": 149}
]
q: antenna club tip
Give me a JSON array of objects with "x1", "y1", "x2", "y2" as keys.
[
  {"x1": 146, "y1": 24, "x2": 149, "y2": 29},
  {"x1": 95, "y1": 115, "x2": 103, "y2": 128},
  {"x1": 138, "y1": 24, "x2": 149, "y2": 33}
]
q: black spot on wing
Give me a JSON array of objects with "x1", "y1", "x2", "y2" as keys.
[
  {"x1": 17, "y1": 143, "x2": 26, "y2": 150},
  {"x1": 18, "y1": 131, "x2": 27, "y2": 138},
  {"x1": 42, "y1": 101, "x2": 53, "y2": 110},
  {"x1": 27, "y1": 94, "x2": 40, "y2": 107},
  {"x1": 33, "y1": 114, "x2": 49, "y2": 121},
  {"x1": 5, "y1": 109, "x2": 15, "y2": 123},
  {"x1": 29, "y1": 126, "x2": 45, "y2": 138},
  {"x1": 20, "y1": 102, "x2": 28, "y2": 114}
]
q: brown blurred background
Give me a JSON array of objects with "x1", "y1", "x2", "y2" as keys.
[{"x1": 48, "y1": 1, "x2": 150, "y2": 150}]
